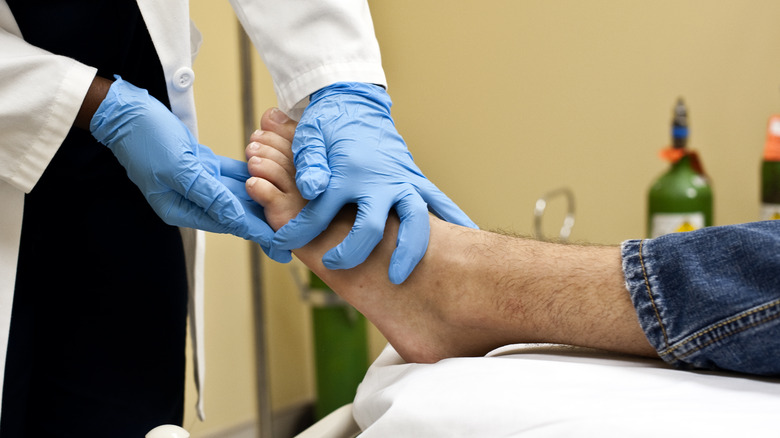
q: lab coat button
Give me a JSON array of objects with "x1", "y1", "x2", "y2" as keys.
[{"x1": 172, "y1": 67, "x2": 195, "y2": 91}]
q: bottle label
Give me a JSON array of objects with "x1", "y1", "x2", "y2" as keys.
[
  {"x1": 650, "y1": 212, "x2": 705, "y2": 238},
  {"x1": 760, "y1": 203, "x2": 780, "y2": 221}
]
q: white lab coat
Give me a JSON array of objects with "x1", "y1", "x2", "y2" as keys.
[{"x1": 0, "y1": 0, "x2": 385, "y2": 421}]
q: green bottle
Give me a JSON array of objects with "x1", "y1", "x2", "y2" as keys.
[
  {"x1": 647, "y1": 98, "x2": 713, "y2": 238},
  {"x1": 760, "y1": 115, "x2": 780, "y2": 220},
  {"x1": 308, "y1": 271, "x2": 369, "y2": 420}
]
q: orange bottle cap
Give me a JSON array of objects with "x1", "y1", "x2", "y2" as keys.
[
  {"x1": 764, "y1": 115, "x2": 780, "y2": 161},
  {"x1": 659, "y1": 146, "x2": 686, "y2": 163}
]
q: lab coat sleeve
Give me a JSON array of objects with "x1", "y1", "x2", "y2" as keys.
[
  {"x1": 0, "y1": 20, "x2": 96, "y2": 193},
  {"x1": 228, "y1": 0, "x2": 387, "y2": 120}
]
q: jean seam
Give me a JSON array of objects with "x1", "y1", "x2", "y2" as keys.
[
  {"x1": 659, "y1": 299, "x2": 780, "y2": 359},
  {"x1": 638, "y1": 239, "x2": 670, "y2": 348}
]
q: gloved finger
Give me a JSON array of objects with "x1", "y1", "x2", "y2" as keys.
[
  {"x1": 149, "y1": 191, "x2": 239, "y2": 234},
  {"x1": 214, "y1": 196, "x2": 292, "y2": 263},
  {"x1": 238, "y1": 208, "x2": 293, "y2": 263},
  {"x1": 195, "y1": 144, "x2": 221, "y2": 177},
  {"x1": 417, "y1": 179, "x2": 479, "y2": 229},
  {"x1": 321, "y1": 197, "x2": 392, "y2": 271},
  {"x1": 266, "y1": 243, "x2": 293, "y2": 263},
  {"x1": 220, "y1": 174, "x2": 253, "y2": 202},
  {"x1": 272, "y1": 192, "x2": 345, "y2": 250},
  {"x1": 238, "y1": 193, "x2": 267, "y2": 222},
  {"x1": 220, "y1": 194, "x2": 293, "y2": 263},
  {"x1": 184, "y1": 169, "x2": 246, "y2": 224},
  {"x1": 195, "y1": 142, "x2": 218, "y2": 158},
  {"x1": 154, "y1": 186, "x2": 291, "y2": 263},
  {"x1": 387, "y1": 190, "x2": 430, "y2": 284},
  {"x1": 292, "y1": 121, "x2": 330, "y2": 200},
  {"x1": 219, "y1": 155, "x2": 251, "y2": 181}
]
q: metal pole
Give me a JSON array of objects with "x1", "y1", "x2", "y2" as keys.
[{"x1": 237, "y1": 24, "x2": 274, "y2": 438}]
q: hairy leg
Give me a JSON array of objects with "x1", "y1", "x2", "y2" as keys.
[{"x1": 246, "y1": 108, "x2": 657, "y2": 363}]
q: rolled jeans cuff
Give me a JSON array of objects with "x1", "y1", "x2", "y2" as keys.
[
  {"x1": 621, "y1": 239, "x2": 684, "y2": 367},
  {"x1": 621, "y1": 222, "x2": 780, "y2": 376}
]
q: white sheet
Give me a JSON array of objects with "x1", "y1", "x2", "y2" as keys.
[{"x1": 353, "y1": 343, "x2": 780, "y2": 437}]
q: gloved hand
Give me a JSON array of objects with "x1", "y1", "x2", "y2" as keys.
[
  {"x1": 273, "y1": 82, "x2": 477, "y2": 284},
  {"x1": 218, "y1": 155, "x2": 292, "y2": 262},
  {"x1": 90, "y1": 76, "x2": 290, "y2": 262}
]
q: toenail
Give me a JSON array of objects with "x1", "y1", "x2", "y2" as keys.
[{"x1": 270, "y1": 108, "x2": 289, "y2": 124}]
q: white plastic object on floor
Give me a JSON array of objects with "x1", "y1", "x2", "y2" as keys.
[{"x1": 146, "y1": 424, "x2": 190, "y2": 438}]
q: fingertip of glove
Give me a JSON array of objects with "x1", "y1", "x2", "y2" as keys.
[
  {"x1": 321, "y1": 253, "x2": 340, "y2": 270},
  {"x1": 388, "y1": 264, "x2": 411, "y2": 285},
  {"x1": 322, "y1": 249, "x2": 353, "y2": 271},
  {"x1": 297, "y1": 173, "x2": 329, "y2": 200},
  {"x1": 434, "y1": 208, "x2": 479, "y2": 230},
  {"x1": 269, "y1": 248, "x2": 293, "y2": 263},
  {"x1": 388, "y1": 248, "x2": 418, "y2": 285},
  {"x1": 271, "y1": 232, "x2": 295, "y2": 251}
]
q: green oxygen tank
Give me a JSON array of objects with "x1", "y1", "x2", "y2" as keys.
[
  {"x1": 761, "y1": 115, "x2": 780, "y2": 220},
  {"x1": 308, "y1": 271, "x2": 369, "y2": 420},
  {"x1": 647, "y1": 98, "x2": 713, "y2": 238}
]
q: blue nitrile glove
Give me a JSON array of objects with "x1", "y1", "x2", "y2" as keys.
[
  {"x1": 90, "y1": 76, "x2": 290, "y2": 262},
  {"x1": 217, "y1": 155, "x2": 292, "y2": 262},
  {"x1": 273, "y1": 82, "x2": 477, "y2": 284}
]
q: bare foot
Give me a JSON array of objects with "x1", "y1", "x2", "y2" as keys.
[
  {"x1": 244, "y1": 108, "x2": 306, "y2": 231},
  {"x1": 244, "y1": 109, "x2": 525, "y2": 362},
  {"x1": 244, "y1": 108, "x2": 655, "y2": 364}
]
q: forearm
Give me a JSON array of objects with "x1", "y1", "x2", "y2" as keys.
[{"x1": 73, "y1": 75, "x2": 112, "y2": 130}]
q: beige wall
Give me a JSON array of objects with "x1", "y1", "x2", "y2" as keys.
[
  {"x1": 369, "y1": 1, "x2": 780, "y2": 243},
  {"x1": 185, "y1": 1, "x2": 780, "y2": 435}
]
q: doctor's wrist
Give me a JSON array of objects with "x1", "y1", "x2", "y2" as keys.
[{"x1": 74, "y1": 75, "x2": 113, "y2": 131}]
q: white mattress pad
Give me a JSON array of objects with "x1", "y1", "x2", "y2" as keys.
[{"x1": 353, "y1": 343, "x2": 780, "y2": 437}]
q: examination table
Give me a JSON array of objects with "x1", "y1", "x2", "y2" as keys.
[{"x1": 295, "y1": 342, "x2": 780, "y2": 437}]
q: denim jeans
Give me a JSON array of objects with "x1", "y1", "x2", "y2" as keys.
[{"x1": 622, "y1": 220, "x2": 780, "y2": 375}]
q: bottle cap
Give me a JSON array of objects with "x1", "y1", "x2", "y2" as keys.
[
  {"x1": 764, "y1": 115, "x2": 780, "y2": 161},
  {"x1": 661, "y1": 98, "x2": 689, "y2": 160},
  {"x1": 658, "y1": 146, "x2": 686, "y2": 162},
  {"x1": 671, "y1": 98, "x2": 688, "y2": 149}
]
